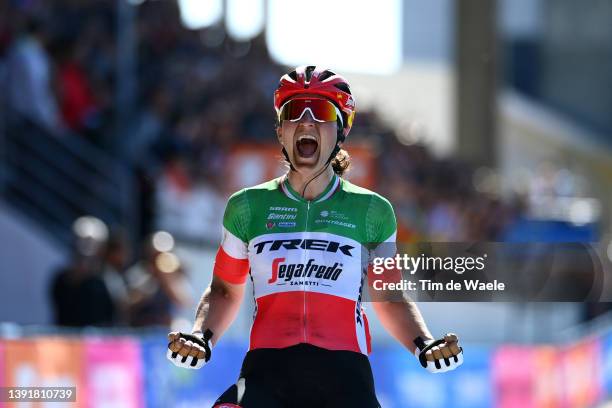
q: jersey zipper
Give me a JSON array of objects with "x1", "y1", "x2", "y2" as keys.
[{"x1": 303, "y1": 200, "x2": 310, "y2": 343}]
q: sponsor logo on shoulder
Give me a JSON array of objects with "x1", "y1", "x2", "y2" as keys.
[
  {"x1": 314, "y1": 219, "x2": 356, "y2": 229},
  {"x1": 267, "y1": 206, "x2": 298, "y2": 221},
  {"x1": 268, "y1": 213, "x2": 297, "y2": 220},
  {"x1": 332, "y1": 210, "x2": 349, "y2": 220},
  {"x1": 315, "y1": 209, "x2": 354, "y2": 228},
  {"x1": 266, "y1": 222, "x2": 275, "y2": 230},
  {"x1": 269, "y1": 206, "x2": 297, "y2": 212},
  {"x1": 277, "y1": 221, "x2": 296, "y2": 228}
]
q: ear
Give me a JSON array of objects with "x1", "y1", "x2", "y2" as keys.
[{"x1": 276, "y1": 124, "x2": 283, "y2": 143}]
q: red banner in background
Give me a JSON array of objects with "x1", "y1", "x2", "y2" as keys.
[
  {"x1": 84, "y1": 338, "x2": 144, "y2": 408},
  {"x1": 225, "y1": 143, "x2": 377, "y2": 193},
  {"x1": 3, "y1": 337, "x2": 87, "y2": 407}
]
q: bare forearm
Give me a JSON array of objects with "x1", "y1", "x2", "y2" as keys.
[
  {"x1": 191, "y1": 279, "x2": 244, "y2": 345},
  {"x1": 372, "y1": 300, "x2": 433, "y2": 354}
]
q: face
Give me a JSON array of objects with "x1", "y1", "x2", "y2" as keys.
[{"x1": 277, "y1": 105, "x2": 340, "y2": 170}]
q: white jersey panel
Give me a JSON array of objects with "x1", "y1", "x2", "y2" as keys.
[{"x1": 248, "y1": 231, "x2": 365, "y2": 301}]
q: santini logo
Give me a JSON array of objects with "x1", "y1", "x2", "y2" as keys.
[{"x1": 254, "y1": 239, "x2": 354, "y2": 257}]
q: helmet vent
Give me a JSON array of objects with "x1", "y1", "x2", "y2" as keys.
[
  {"x1": 318, "y1": 70, "x2": 335, "y2": 81},
  {"x1": 334, "y1": 83, "x2": 351, "y2": 94},
  {"x1": 288, "y1": 70, "x2": 298, "y2": 81},
  {"x1": 305, "y1": 65, "x2": 316, "y2": 82}
]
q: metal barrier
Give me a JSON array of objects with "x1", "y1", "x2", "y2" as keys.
[{"x1": 0, "y1": 112, "x2": 138, "y2": 246}]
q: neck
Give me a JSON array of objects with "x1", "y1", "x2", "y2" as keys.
[{"x1": 286, "y1": 165, "x2": 335, "y2": 201}]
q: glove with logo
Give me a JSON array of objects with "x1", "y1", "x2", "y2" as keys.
[
  {"x1": 414, "y1": 333, "x2": 463, "y2": 373},
  {"x1": 167, "y1": 329, "x2": 213, "y2": 369}
]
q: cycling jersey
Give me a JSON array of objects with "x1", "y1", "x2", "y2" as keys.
[{"x1": 213, "y1": 174, "x2": 396, "y2": 355}]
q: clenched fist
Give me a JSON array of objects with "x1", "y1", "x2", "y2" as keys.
[
  {"x1": 167, "y1": 330, "x2": 213, "y2": 369},
  {"x1": 414, "y1": 333, "x2": 463, "y2": 373}
]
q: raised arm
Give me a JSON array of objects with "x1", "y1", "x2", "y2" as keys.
[
  {"x1": 191, "y1": 274, "x2": 245, "y2": 346},
  {"x1": 371, "y1": 295, "x2": 433, "y2": 354},
  {"x1": 367, "y1": 195, "x2": 463, "y2": 373},
  {"x1": 168, "y1": 190, "x2": 251, "y2": 368}
]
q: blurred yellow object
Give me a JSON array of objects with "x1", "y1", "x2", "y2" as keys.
[{"x1": 156, "y1": 252, "x2": 180, "y2": 274}]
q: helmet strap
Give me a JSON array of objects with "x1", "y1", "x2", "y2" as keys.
[
  {"x1": 325, "y1": 144, "x2": 341, "y2": 166},
  {"x1": 301, "y1": 160, "x2": 332, "y2": 197},
  {"x1": 281, "y1": 146, "x2": 296, "y2": 171},
  {"x1": 325, "y1": 121, "x2": 345, "y2": 166}
]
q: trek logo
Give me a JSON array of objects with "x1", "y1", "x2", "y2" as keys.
[
  {"x1": 268, "y1": 258, "x2": 343, "y2": 284},
  {"x1": 254, "y1": 239, "x2": 355, "y2": 257}
]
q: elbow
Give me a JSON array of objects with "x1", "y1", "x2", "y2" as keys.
[
  {"x1": 210, "y1": 278, "x2": 242, "y2": 302},
  {"x1": 210, "y1": 281, "x2": 230, "y2": 298}
]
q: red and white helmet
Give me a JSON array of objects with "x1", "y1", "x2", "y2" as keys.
[{"x1": 274, "y1": 65, "x2": 356, "y2": 139}]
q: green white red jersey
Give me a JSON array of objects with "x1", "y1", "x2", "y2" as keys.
[{"x1": 213, "y1": 174, "x2": 396, "y2": 355}]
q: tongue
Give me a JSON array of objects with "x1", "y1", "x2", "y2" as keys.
[{"x1": 296, "y1": 139, "x2": 318, "y2": 157}]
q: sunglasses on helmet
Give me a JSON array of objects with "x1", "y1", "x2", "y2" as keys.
[{"x1": 278, "y1": 98, "x2": 344, "y2": 126}]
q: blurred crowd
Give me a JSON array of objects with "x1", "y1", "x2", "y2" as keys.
[
  {"x1": 50, "y1": 216, "x2": 192, "y2": 328},
  {"x1": 0, "y1": 0, "x2": 522, "y2": 251},
  {"x1": 0, "y1": 0, "x2": 530, "y2": 329}
]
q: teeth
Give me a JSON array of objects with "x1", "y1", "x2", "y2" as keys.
[{"x1": 298, "y1": 135, "x2": 317, "y2": 142}]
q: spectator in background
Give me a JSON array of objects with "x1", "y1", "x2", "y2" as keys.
[
  {"x1": 101, "y1": 228, "x2": 132, "y2": 325},
  {"x1": 6, "y1": 18, "x2": 62, "y2": 133},
  {"x1": 122, "y1": 86, "x2": 172, "y2": 165},
  {"x1": 155, "y1": 144, "x2": 225, "y2": 242},
  {"x1": 125, "y1": 232, "x2": 192, "y2": 327},
  {"x1": 50, "y1": 216, "x2": 116, "y2": 327},
  {"x1": 1, "y1": 0, "x2": 519, "y2": 257},
  {"x1": 55, "y1": 37, "x2": 99, "y2": 135}
]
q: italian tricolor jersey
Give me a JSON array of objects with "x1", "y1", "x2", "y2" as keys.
[{"x1": 213, "y1": 174, "x2": 397, "y2": 355}]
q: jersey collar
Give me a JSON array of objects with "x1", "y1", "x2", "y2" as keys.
[{"x1": 280, "y1": 174, "x2": 341, "y2": 203}]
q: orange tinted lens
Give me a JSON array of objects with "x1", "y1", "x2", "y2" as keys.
[{"x1": 279, "y1": 99, "x2": 338, "y2": 122}]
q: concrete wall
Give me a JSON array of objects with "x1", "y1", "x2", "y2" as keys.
[{"x1": 0, "y1": 202, "x2": 67, "y2": 324}]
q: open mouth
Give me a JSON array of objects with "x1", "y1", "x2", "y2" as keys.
[{"x1": 295, "y1": 135, "x2": 318, "y2": 158}]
